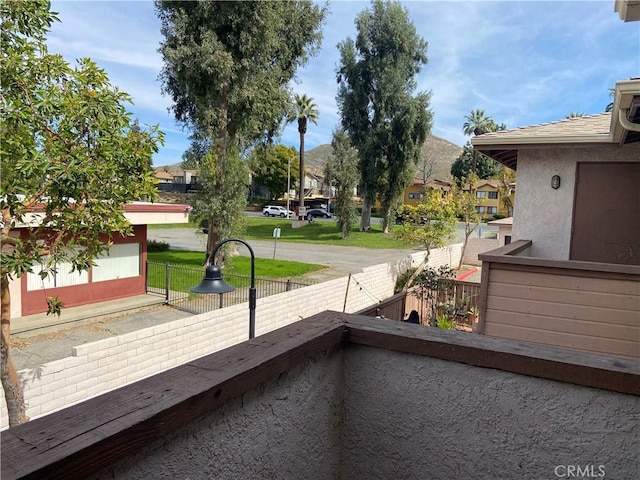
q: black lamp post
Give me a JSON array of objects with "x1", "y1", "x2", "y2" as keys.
[{"x1": 190, "y1": 238, "x2": 257, "y2": 339}]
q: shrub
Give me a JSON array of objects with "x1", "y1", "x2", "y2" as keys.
[{"x1": 147, "y1": 240, "x2": 170, "y2": 252}]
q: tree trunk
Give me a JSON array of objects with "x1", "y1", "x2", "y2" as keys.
[
  {"x1": 1, "y1": 271, "x2": 28, "y2": 427},
  {"x1": 360, "y1": 197, "x2": 372, "y2": 231},
  {"x1": 458, "y1": 231, "x2": 471, "y2": 269},
  {"x1": 298, "y1": 131, "x2": 305, "y2": 213}
]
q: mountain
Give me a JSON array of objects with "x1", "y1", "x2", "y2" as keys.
[{"x1": 303, "y1": 134, "x2": 462, "y2": 181}]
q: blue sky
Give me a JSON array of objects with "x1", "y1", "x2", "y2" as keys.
[{"x1": 48, "y1": 1, "x2": 639, "y2": 167}]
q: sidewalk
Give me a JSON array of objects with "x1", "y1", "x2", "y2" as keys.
[{"x1": 10, "y1": 295, "x2": 191, "y2": 371}]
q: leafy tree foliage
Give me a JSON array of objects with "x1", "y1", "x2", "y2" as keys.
[
  {"x1": 336, "y1": 0, "x2": 432, "y2": 232},
  {"x1": 0, "y1": 0, "x2": 161, "y2": 427},
  {"x1": 394, "y1": 188, "x2": 458, "y2": 284},
  {"x1": 451, "y1": 175, "x2": 484, "y2": 269},
  {"x1": 287, "y1": 94, "x2": 318, "y2": 211},
  {"x1": 324, "y1": 130, "x2": 359, "y2": 239},
  {"x1": 156, "y1": 0, "x2": 326, "y2": 255},
  {"x1": 249, "y1": 144, "x2": 299, "y2": 201},
  {"x1": 462, "y1": 109, "x2": 505, "y2": 172},
  {"x1": 450, "y1": 143, "x2": 500, "y2": 184}
]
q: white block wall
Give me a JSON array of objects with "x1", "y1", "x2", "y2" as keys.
[
  {"x1": 1, "y1": 243, "x2": 463, "y2": 429},
  {"x1": 462, "y1": 238, "x2": 500, "y2": 266}
]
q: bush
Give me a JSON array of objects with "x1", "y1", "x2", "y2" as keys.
[
  {"x1": 492, "y1": 214, "x2": 506, "y2": 220},
  {"x1": 147, "y1": 240, "x2": 170, "y2": 252}
]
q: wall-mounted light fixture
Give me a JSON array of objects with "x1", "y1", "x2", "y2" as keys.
[{"x1": 551, "y1": 175, "x2": 561, "y2": 189}]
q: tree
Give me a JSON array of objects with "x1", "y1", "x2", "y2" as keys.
[
  {"x1": 462, "y1": 109, "x2": 504, "y2": 172},
  {"x1": 496, "y1": 164, "x2": 516, "y2": 217},
  {"x1": 1, "y1": 0, "x2": 161, "y2": 427},
  {"x1": 394, "y1": 188, "x2": 458, "y2": 286},
  {"x1": 565, "y1": 112, "x2": 586, "y2": 118},
  {"x1": 450, "y1": 142, "x2": 500, "y2": 184},
  {"x1": 452, "y1": 175, "x2": 484, "y2": 269},
  {"x1": 249, "y1": 144, "x2": 299, "y2": 201},
  {"x1": 337, "y1": 0, "x2": 432, "y2": 232},
  {"x1": 324, "y1": 130, "x2": 359, "y2": 239},
  {"x1": 287, "y1": 94, "x2": 318, "y2": 214},
  {"x1": 156, "y1": 1, "x2": 326, "y2": 260}
]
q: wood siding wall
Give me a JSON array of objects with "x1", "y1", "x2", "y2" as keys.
[{"x1": 480, "y1": 262, "x2": 639, "y2": 358}]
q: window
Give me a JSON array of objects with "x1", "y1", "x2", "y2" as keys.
[
  {"x1": 93, "y1": 243, "x2": 141, "y2": 282},
  {"x1": 27, "y1": 259, "x2": 89, "y2": 291},
  {"x1": 488, "y1": 191, "x2": 498, "y2": 199},
  {"x1": 476, "y1": 191, "x2": 486, "y2": 199},
  {"x1": 408, "y1": 193, "x2": 422, "y2": 199},
  {"x1": 487, "y1": 206, "x2": 497, "y2": 214},
  {"x1": 475, "y1": 206, "x2": 485, "y2": 214}
]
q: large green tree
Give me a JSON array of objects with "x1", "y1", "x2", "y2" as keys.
[
  {"x1": 337, "y1": 0, "x2": 432, "y2": 232},
  {"x1": 450, "y1": 142, "x2": 500, "y2": 184},
  {"x1": 324, "y1": 129, "x2": 359, "y2": 240},
  {"x1": 287, "y1": 93, "x2": 318, "y2": 213},
  {"x1": 462, "y1": 109, "x2": 505, "y2": 172},
  {"x1": 249, "y1": 144, "x2": 299, "y2": 201},
  {"x1": 0, "y1": 0, "x2": 161, "y2": 427},
  {"x1": 156, "y1": 0, "x2": 326, "y2": 259}
]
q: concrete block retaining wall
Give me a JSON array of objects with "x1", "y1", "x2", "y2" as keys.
[{"x1": 1, "y1": 244, "x2": 463, "y2": 429}]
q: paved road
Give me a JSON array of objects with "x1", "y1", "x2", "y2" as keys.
[{"x1": 147, "y1": 227, "x2": 422, "y2": 281}]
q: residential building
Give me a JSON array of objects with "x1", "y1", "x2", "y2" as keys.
[
  {"x1": 8, "y1": 202, "x2": 190, "y2": 318},
  {"x1": 470, "y1": 179, "x2": 515, "y2": 219},
  {"x1": 471, "y1": 78, "x2": 640, "y2": 358},
  {"x1": 403, "y1": 178, "x2": 451, "y2": 207}
]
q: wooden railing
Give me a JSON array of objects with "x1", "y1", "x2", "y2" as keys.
[{"x1": 478, "y1": 240, "x2": 640, "y2": 358}]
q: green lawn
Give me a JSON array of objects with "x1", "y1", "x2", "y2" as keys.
[
  {"x1": 147, "y1": 215, "x2": 413, "y2": 249},
  {"x1": 147, "y1": 249, "x2": 325, "y2": 278}
]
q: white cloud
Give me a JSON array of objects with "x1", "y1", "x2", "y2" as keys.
[{"x1": 43, "y1": 0, "x2": 639, "y2": 165}]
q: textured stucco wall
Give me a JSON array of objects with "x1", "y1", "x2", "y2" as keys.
[
  {"x1": 513, "y1": 145, "x2": 639, "y2": 259},
  {"x1": 90, "y1": 351, "x2": 345, "y2": 480},
  {"x1": 342, "y1": 345, "x2": 639, "y2": 480}
]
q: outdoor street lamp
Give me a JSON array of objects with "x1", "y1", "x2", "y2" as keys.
[{"x1": 190, "y1": 238, "x2": 257, "y2": 339}]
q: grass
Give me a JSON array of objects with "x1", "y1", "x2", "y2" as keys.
[
  {"x1": 147, "y1": 249, "x2": 325, "y2": 278},
  {"x1": 148, "y1": 217, "x2": 412, "y2": 249},
  {"x1": 243, "y1": 218, "x2": 410, "y2": 249}
]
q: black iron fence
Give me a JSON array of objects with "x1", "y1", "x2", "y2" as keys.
[{"x1": 146, "y1": 261, "x2": 314, "y2": 314}]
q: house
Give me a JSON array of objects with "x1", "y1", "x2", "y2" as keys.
[
  {"x1": 469, "y1": 179, "x2": 515, "y2": 219},
  {"x1": 9, "y1": 201, "x2": 190, "y2": 318},
  {"x1": 488, "y1": 216, "x2": 513, "y2": 246},
  {"x1": 153, "y1": 168, "x2": 198, "y2": 193},
  {"x1": 471, "y1": 78, "x2": 640, "y2": 357},
  {"x1": 402, "y1": 178, "x2": 451, "y2": 207},
  {"x1": 152, "y1": 170, "x2": 173, "y2": 184}
]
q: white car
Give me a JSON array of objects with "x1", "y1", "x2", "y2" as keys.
[{"x1": 262, "y1": 205, "x2": 293, "y2": 217}]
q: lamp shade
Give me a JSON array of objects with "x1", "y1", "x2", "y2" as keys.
[{"x1": 189, "y1": 265, "x2": 235, "y2": 294}]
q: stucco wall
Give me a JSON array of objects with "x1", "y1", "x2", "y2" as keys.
[
  {"x1": 89, "y1": 351, "x2": 345, "y2": 480},
  {"x1": 342, "y1": 345, "x2": 639, "y2": 480},
  {"x1": 86, "y1": 342, "x2": 639, "y2": 480},
  {"x1": 513, "y1": 145, "x2": 639, "y2": 259}
]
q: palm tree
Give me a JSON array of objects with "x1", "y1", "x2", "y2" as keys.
[
  {"x1": 565, "y1": 112, "x2": 587, "y2": 118},
  {"x1": 287, "y1": 94, "x2": 318, "y2": 213},
  {"x1": 463, "y1": 109, "x2": 495, "y2": 173}
]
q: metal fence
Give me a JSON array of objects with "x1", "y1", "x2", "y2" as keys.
[{"x1": 146, "y1": 261, "x2": 314, "y2": 314}]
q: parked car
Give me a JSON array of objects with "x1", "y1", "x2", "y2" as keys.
[
  {"x1": 395, "y1": 208, "x2": 428, "y2": 225},
  {"x1": 305, "y1": 209, "x2": 332, "y2": 219},
  {"x1": 263, "y1": 205, "x2": 294, "y2": 217}
]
